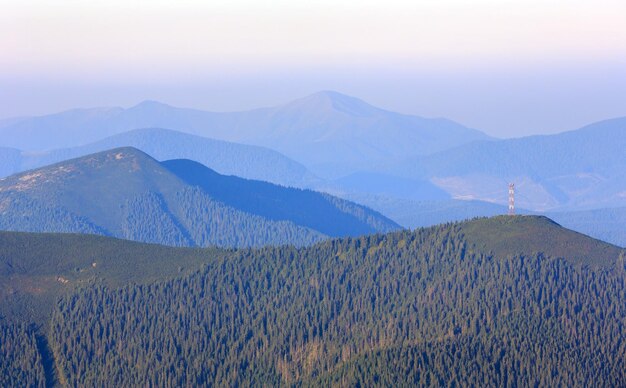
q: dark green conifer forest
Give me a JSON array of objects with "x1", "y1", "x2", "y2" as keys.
[
  {"x1": 0, "y1": 323, "x2": 46, "y2": 387},
  {"x1": 1, "y1": 217, "x2": 625, "y2": 386}
]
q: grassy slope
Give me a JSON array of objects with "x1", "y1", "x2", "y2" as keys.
[
  {"x1": 460, "y1": 215, "x2": 623, "y2": 268},
  {"x1": 0, "y1": 231, "x2": 228, "y2": 325}
]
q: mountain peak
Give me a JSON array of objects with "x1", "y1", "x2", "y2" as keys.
[
  {"x1": 0, "y1": 147, "x2": 399, "y2": 248},
  {"x1": 74, "y1": 146, "x2": 151, "y2": 160},
  {"x1": 0, "y1": 146, "x2": 156, "y2": 194},
  {"x1": 130, "y1": 100, "x2": 173, "y2": 110},
  {"x1": 309, "y1": 90, "x2": 358, "y2": 101},
  {"x1": 46, "y1": 146, "x2": 158, "y2": 173},
  {"x1": 283, "y1": 91, "x2": 382, "y2": 117}
]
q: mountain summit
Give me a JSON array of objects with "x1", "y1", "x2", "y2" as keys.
[
  {"x1": 0, "y1": 92, "x2": 490, "y2": 177},
  {"x1": 0, "y1": 147, "x2": 399, "y2": 248},
  {"x1": 130, "y1": 100, "x2": 173, "y2": 109},
  {"x1": 460, "y1": 215, "x2": 623, "y2": 267},
  {"x1": 280, "y1": 91, "x2": 383, "y2": 117}
]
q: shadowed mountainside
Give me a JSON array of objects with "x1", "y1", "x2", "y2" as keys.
[{"x1": 0, "y1": 147, "x2": 399, "y2": 249}]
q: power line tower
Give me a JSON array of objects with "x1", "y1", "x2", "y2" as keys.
[{"x1": 508, "y1": 183, "x2": 515, "y2": 216}]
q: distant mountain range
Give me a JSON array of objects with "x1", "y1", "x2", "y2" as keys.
[
  {"x1": 0, "y1": 128, "x2": 319, "y2": 188},
  {"x1": 0, "y1": 147, "x2": 398, "y2": 248},
  {"x1": 0, "y1": 91, "x2": 490, "y2": 177},
  {"x1": 387, "y1": 117, "x2": 626, "y2": 211},
  {"x1": 0, "y1": 92, "x2": 622, "y2": 247},
  {"x1": 329, "y1": 171, "x2": 451, "y2": 202},
  {"x1": 330, "y1": 116, "x2": 625, "y2": 246},
  {"x1": 2, "y1": 87, "x2": 624, "y2": 386}
]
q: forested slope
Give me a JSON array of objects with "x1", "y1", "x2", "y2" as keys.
[
  {"x1": 0, "y1": 323, "x2": 45, "y2": 387},
  {"x1": 2, "y1": 217, "x2": 621, "y2": 386},
  {"x1": 164, "y1": 159, "x2": 398, "y2": 237},
  {"x1": 0, "y1": 231, "x2": 229, "y2": 326},
  {"x1": 0, "y1": 147, "x2": 398, "y2": 248}
]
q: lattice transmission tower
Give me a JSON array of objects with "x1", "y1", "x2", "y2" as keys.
[{"x1": 508, "y1": 183, "x2": 515, "y2": 216}]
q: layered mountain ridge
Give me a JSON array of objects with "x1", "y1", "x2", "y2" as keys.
[
  {"x1": 388, "y1": 116, "x2": 626, "y2": 210},
  {"x1": 0, "y1": 91, "x2": 491, "y2": 177},
  {"x1": 0, "y1": 128, "x2": 319, "y2": 188},
  {"x1": 0, "y1": 147, "x2": 399, "y2": 248}
]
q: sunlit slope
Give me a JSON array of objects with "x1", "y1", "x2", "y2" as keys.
[
  {"x1": 0, "y1": 147, "x2": 398, "y2": 248},
  {"x1": 460, "y1": 215, "x2": 623, "y2": 267}
]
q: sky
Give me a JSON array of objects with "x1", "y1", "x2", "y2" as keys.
[{"x1": 1, "y1": 0, "x2": 626, "y2": 137}]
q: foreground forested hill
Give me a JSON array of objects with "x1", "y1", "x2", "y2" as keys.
[{"x1": 1, "y1": 216, "x2": 624, "y2": 386}]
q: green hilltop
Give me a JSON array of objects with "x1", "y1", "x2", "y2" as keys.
[{"x1": 460, "y1": 215, "x2": 623, "y2": 267}]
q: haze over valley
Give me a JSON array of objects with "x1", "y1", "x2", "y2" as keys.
[{"x1": 1, "y1": 92, "x2": 623, "y2": 246}]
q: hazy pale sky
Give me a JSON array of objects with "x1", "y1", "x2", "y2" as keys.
[{"x1": 1, "y1": 0, "x2": 626, "y2": 137}]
